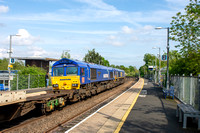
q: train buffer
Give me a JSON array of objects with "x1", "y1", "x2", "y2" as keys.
[{"x1": 163, "y1": 86, "x2": 174, "y2": 99}]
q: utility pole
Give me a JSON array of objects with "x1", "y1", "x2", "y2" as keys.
[{"x1": 8, "y1": 34, "x2": 21, "y2": 91}]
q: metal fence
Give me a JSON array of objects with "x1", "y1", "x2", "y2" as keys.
[
  {"x1": 170, "y1": 75, "x2": 200, "y2": 110},
  {"x1": 10, "y1": 74, "x2": 47, "y2": 90}
]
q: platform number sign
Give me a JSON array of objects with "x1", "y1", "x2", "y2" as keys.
[
  {"x1": 162, "y1": 55, "x2": 167, "y2": 61},
  {"x1": 10, "y1": 58, "x2": 15, "y2": 64}
]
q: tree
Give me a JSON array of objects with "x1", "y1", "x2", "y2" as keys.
[
  {"x1": 170, "y1": 0, "x2": 200, "y2": 75},
  {"x1": 11, "y1": 66, "x2": 47, "y2": 90},
  {"x1": 13, "y1": 60, "x2": 24, "y2": 70},
  {"x1": 0, "y1": 58, "x2": 24, "y2": 70},
  {"x1": 101, "y1": 57, "x2": 110, "y2": 66},
  {"x1": 0, "y1": 58, "x2": 9, "y2": 70},
  {"x1": 170, "y1": 0, "x2": 200, "y2": 55},
  {"x1": 61, "y1": 51, "x2": 71, "y2": 59},
  {"x1": 83, "y1": 49, "x2": 110, "y2": 66}
]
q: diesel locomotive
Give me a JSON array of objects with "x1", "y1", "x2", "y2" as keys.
[
  {"x1": 51, "y1": 58, "x2": 125, "y2": 100},
  {"x1": 0, "y1": 58, "x2": 126, "y2": 123}
]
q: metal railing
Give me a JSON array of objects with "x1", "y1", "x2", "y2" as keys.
[
  {"x1": 10, "y1": 74, "x2": 47, "y2": 90},
  {"x1": 170, "y1": 74, "x2": 200, "y2": 110}
]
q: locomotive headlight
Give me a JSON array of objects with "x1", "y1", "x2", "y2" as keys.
[
  {"x1": 72, "y1": 84, "x2": 78, "y2": 87},
  {"x1": 53, "y1": 84, "x2": 59, "y2": 87}
]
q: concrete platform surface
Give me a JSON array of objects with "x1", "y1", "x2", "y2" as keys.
[{"x1": 66, "y1": 78, "x2": 144, "y2": 133}]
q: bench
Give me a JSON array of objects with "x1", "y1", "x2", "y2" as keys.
[
  {"x1": 163, "y1": 86, "x2": 174, "y2": 99},
  {"x1": 0, "y1": 84, "x2": 8, "y2": 91},
  {"x1": 176, "y1": 103, "x2": 200, "y2": 129}
]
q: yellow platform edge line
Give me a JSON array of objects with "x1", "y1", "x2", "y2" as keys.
[{"x1": 114, "y1": 78, "x2": 145, "y2": 133}]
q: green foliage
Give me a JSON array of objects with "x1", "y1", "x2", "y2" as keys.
[
  {"x1": 61, "y1": 51, "x2": 71, "y2": 59},
  {"x1": 0, "y1": 58, "x2": 8, "y2": 70},
  {"x1": 113, "y1": 65, "x2": 139, "y2": 77},
  {"x1": 11, "y1": 66, "x2": 46, "y2": 90},
  {"x1": 140, "y1": 53, "x2": 167, "y2": 77},
  {"x1": 0, "y1": 58, "x2": 24, "y2": 70},
  {"x1": 17, "y1": 66, "x2": 46, "y2": 75},
  {"x1": 143, "y1": 53, "x2": 156, "y2": 66},
  {"x1": 11, "y1": 74, "x2": 46, "y2": 90},
  {"x1": 170, "y1": 0, "x2": 200, "y2": 55},
  {"x1": 13, "y1": 60, "x2": 24, "y2": 70},
  {"x1": 83, "y1": 48, "x2": 110, "y2": 66},
  {"x1": 83, "y1": 49, "x2": 138, "y2": 76},
  {"x1": 170, "y1": 0, "x2": 200, "y2": 75},
  {"x1": 139, "y1": 65, "x2": 147, "y2": 77},
  {"x1": 169, "y1": 50, "x2": 200, "y2": 75}
]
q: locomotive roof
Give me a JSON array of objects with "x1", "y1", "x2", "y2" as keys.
[
  {"x1": 52, "y1": 58, "x2": 88, "y2": 67},
  {"x1": 53, "y1": 58, "x2": 123, "y2": 72}
]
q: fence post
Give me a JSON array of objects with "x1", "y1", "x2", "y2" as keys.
[
  {"x1": 28, "y1": 74, "x2": 30, "y2": 89},
  {"x1": 17, "y1": 74, "x2": 18, "y2": 90},
  {"x1": 190, "y1": 73, "x2": 193, "y2": 105},
  {"x1": 198, "y1": 74, "x2": 200, "y2": 111},
  {"x1": 183, "y1": 74, "x2": 185, "y2": 101},
  {"x1": 38, "y1": 74, "x2": 39, "y2": 88}
]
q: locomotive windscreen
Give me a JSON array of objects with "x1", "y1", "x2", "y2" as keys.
[
  {"x1": 66, "y1": 67, "x2": 78, "y2": 75},
  {"x1": 53, "y1": 67, "x2": 64, "y2": 76}
]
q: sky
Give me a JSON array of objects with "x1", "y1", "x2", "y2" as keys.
[{"x1": 0, "y1": 0, "x2": 189, "y2": 69}]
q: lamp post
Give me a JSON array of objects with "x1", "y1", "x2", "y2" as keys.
[
  {"x1": 155, "y1": 27, "x2": 170, "y2": 90},
  {"x1": 8, "y1": 34, "x2": 21, "y2": 91},
  {"x1": 152, "y1": 47, "x2": 161, "y2": 85}
]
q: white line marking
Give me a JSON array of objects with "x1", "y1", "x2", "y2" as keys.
[{"x1": 65, "y1": 82, "x2": 139, "y2": 133}]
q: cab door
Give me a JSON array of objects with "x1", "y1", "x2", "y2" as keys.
[{"x1": 80, "y1": 67, "x2": 87, "y2": 84}]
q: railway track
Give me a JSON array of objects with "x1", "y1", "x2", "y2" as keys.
[{"x1": 0, "y1": 78, "x2": 137, "y2": 133}]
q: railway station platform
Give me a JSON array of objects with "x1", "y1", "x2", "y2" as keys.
[{"x1": 66, "y1": 78, "x2": 199, "y2": 133}]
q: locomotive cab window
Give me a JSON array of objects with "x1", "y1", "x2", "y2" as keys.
[
  {"x1": 66, "y1": 67, "x2": 78, "y2": 75},
  {"x1": 53, "y1": 67, "x2": 64, "y2": 76}
]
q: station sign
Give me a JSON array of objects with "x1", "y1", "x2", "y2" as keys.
[
  {"x1": 10, "y1": 58, "x2": 15, "y2": 64},
  {"x1": 148, "y1": 66, "x2": 154, "y2": 71},
  {"x1": 162, "y1": 55, "x2": 167, "y2": 61},
  {"x1": 0, "y1": 74, "x2": 14, "y2": 80}
]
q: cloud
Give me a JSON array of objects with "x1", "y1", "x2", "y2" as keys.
[
  {"x1": 121, "y1": 26, "x2": 133, "y2": 34},
  {"x1": 0, "y1": 5, "x2": 9, "y2": 13},
  {"x1": 106, "y1": 35, "x2": 124, "y2": 46},
  {"x1": 76, "y1": 0, "x2": 116, "y2": 10},
  {"x1": 28, "y1": 46, "x2": 47, "y2": 57},
  {"x1": 104, "y1": 25, "x2": 156, "y2": 47},
  {"x1": 0, "y1": 48, "x2": 7, "y2": 58},
  {"x1": 11, "y1": 29, "x2": 41, "y2": 46}
]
